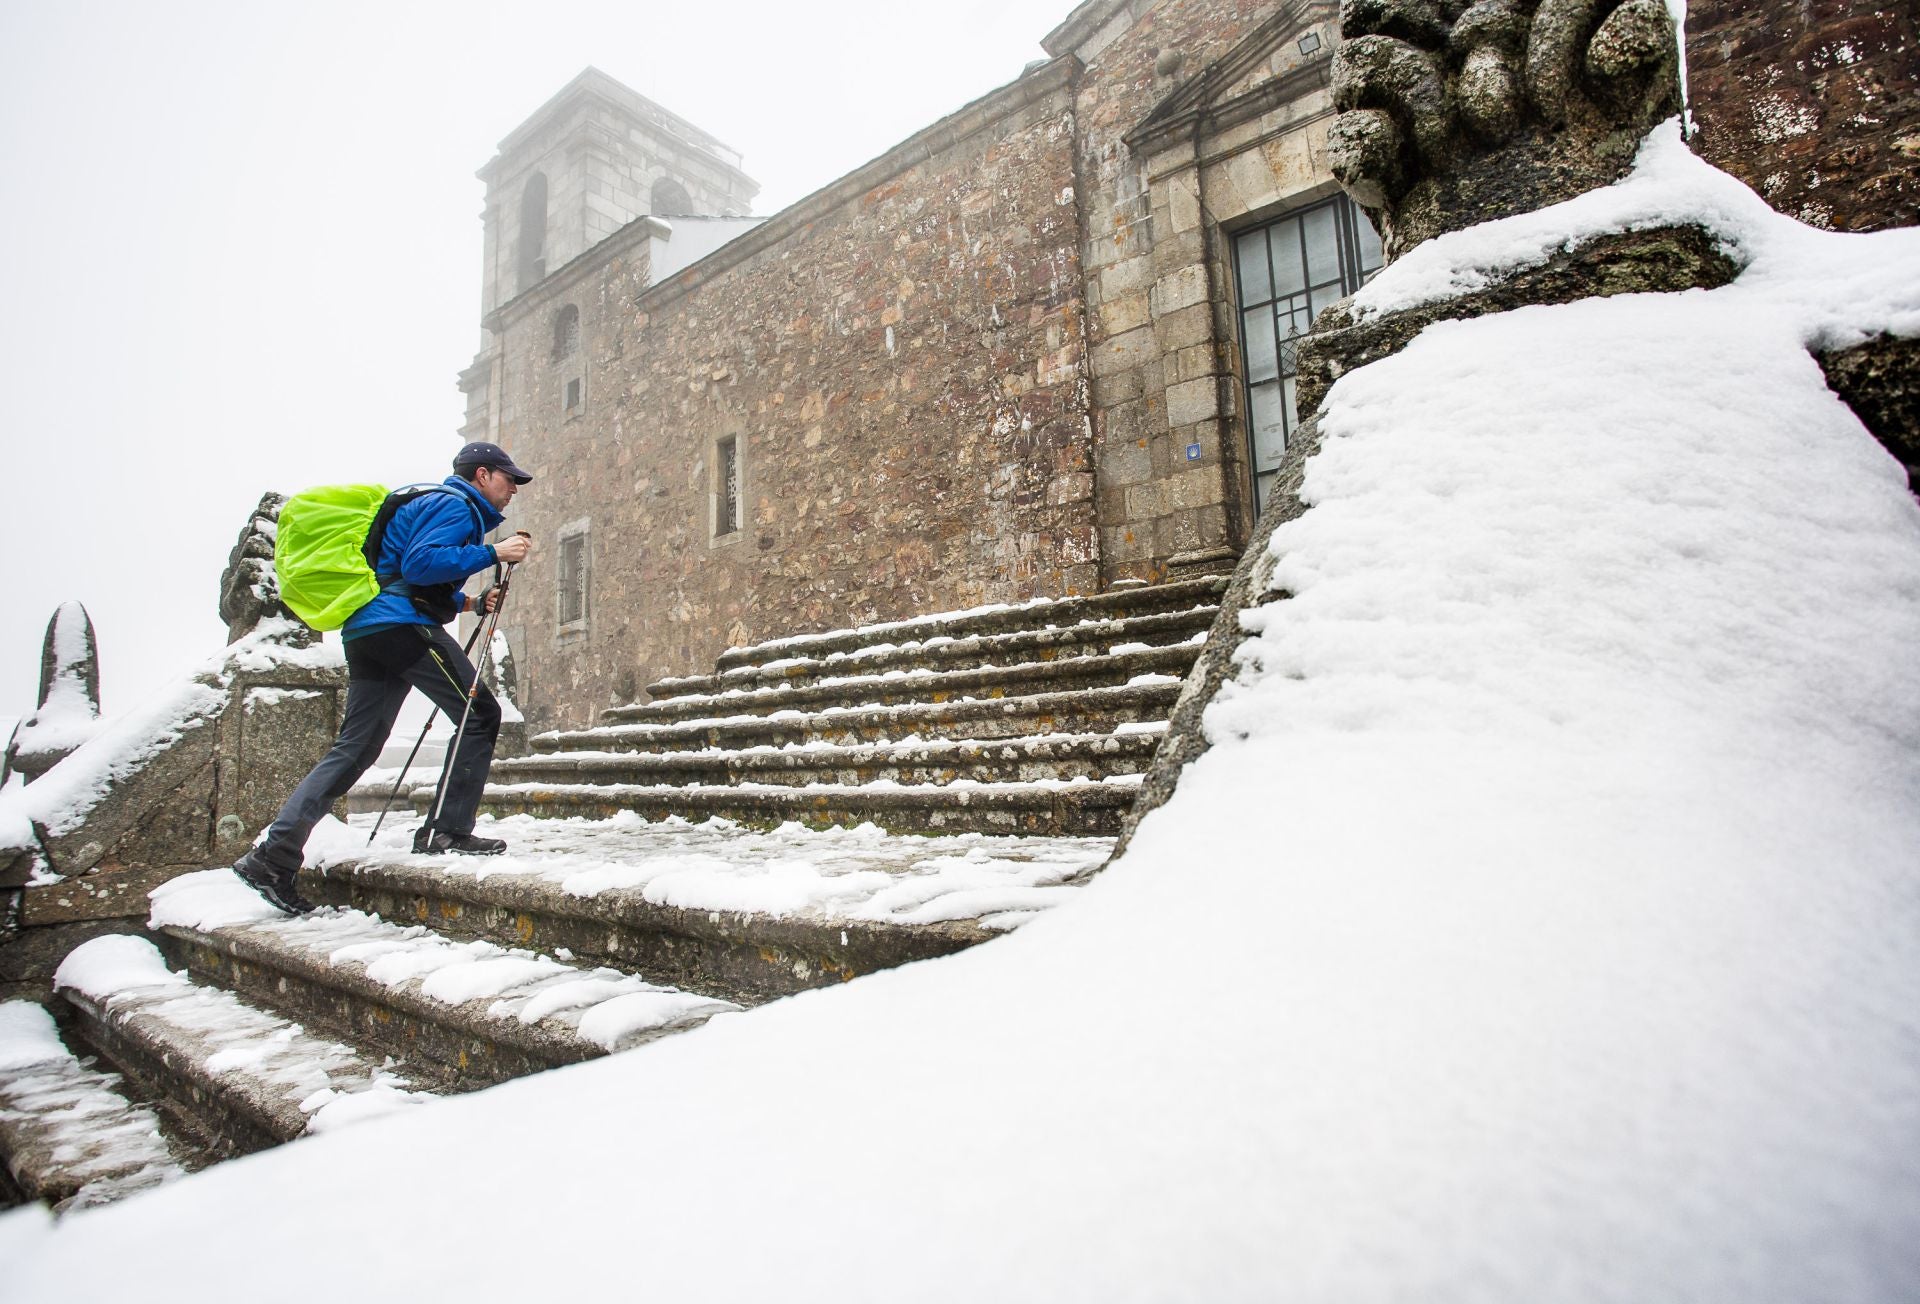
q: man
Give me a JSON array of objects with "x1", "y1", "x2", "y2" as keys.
[{"x1": 233, "y1": 441, "x2": 536, "y2": 915}]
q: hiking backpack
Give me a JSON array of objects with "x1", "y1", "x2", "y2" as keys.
[{"x1": 274, "y1": 484, "x2": 484, "y2": 631}]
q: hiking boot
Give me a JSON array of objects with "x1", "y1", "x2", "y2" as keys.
[
  {"x1": 232, "y1": 849, "x2": 316, "y2": 916},
  {"x1": 411, "y1": 827, "x2": 507, "y2": 856}
]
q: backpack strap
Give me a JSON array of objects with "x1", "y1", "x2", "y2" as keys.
[
  {"x1": 364, "y1": 485, "x2": 490, "y2": 623},
  {"x1": 364, "y1": 485, "x2": 486, "y2": 579}
]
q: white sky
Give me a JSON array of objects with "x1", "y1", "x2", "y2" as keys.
[{"x1": 0, "y1": 0, "x2": 1055, "y2": 721}]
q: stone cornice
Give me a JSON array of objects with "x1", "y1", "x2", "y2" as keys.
[
  {"x1": 1128, "y1": 58, "x2": 1332, "y2": 158},
  {"x1": 484, "y1": 215, "x2": 673, "y2": 333},
  {"x1": 629, "y1": 56, "x2": 1081, "y2": 317},
  {"x1": 1125, "y1": 2, "x2": 1333, "y2": 155},
  {"x1": 1042, "y1": 0, "x2": 1132, "y2": 60},
  {"x1": 478, "y1": 67, "x2": 752, "y2": 191}
]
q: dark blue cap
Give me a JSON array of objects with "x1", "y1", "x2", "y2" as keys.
[{"x1": 453, "y1": 441, "x2": 533, "y2": 484}]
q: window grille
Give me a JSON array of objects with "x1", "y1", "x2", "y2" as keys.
[
  {"x1": 717, "y1": 435, "x2": 740, "y2": 537},
  {"x1": 1231, "y1": 194, "x2": 1384, "y2": 511},
  {"x1": 558, "y1": 534, "x2": 587, "y2": 627}
]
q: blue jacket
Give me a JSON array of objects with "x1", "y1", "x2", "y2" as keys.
[{"x1": 342, "y1": 476, "x2": 506, "y2": 638}]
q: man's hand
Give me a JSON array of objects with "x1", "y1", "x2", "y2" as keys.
[
  {"x1": 493, "y1": 533, "x2": 531, "y2": 565},
  {"x1": 476, "y1": 586, "x2": 502, "y2": 615}
]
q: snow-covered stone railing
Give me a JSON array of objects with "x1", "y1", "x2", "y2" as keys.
[
  {"x1": 1117, "y1": 117, "x2": 1920, "y2": 853},
  {"x1": 1, "y1": 497, "x2": 348, "y2": 990},
  {"x1": 5, "y1": 603, "x2": 106, "y2": 785},
  {"x1": 0, "y1": 621, "x2": 346, "y2": 910}
]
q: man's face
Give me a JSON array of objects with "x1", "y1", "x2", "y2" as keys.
[{"x1": 474, "y1": 465, "x2": 519, "y2": 511}]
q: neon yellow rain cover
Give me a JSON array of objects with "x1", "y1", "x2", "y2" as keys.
[{"x1": 273, "y1": 484, "x2": 390, "y2": 631}]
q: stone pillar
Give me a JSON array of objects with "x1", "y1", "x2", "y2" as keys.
[
  {"x1": 1144, "y1": 139, "x2": 1246, "y2": 578},
  {"x1": 1085, "y1": 154, "x2": 1164, "y2": 583},
  {"x1": 7, "y1": 603, "x2": 103, "y2": 783}
]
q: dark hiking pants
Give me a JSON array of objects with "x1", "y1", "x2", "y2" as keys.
[{"x1": 255, "y1": 623, "x2": 500, "y2": 870}]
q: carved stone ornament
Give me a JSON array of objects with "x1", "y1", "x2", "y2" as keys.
[
  {"x1": 1328, "y1": 0, "x2": 1683, "y2": 259},
  {"x1": 219, "y1": 492, "x2": 304, "y2": 644}
]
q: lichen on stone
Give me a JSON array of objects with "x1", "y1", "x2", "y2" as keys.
[{"x1": 1328, "y1": 0, "x2": 1683, "y2": 258}]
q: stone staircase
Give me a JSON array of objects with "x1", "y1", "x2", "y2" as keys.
[
  {"x1": 439, "y1": 575, "x2": 1226, "y2": 837},
  {"x1": 1, "y1": 578, "x2": 1221, "y2": 1212}
]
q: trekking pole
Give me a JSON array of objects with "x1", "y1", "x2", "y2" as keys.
[
  {"x1": 421, "y1": 533, "x2": 528, "y2": 848},
  {"x1": 366, "y1": 619, "x2": 488, "y2": 846}
]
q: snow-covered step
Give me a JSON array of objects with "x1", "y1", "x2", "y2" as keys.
[
  {"x1": 147, "y1": 871, "x2": 740, "y2": 1087},
  {"x1": 486, "y1": 727, "x2": 1167, "y2": 791},
  {"x1": 307, "y1": 814, "x2": 1109, "y2": 1003},
  {"x1": 0, "y1": 1000, "x2": 189, "y2": 1211},
  {"x1": 644, "y1": 608, "x2": 1214, "y2": 703},
  {"x1": 539, "y1": 681, "x2": 1185, "y2": 757},
  {"x1": 452, "y1": 774, "x2": 1143, "y2": 839},
  {"x1": 51, "y1": 934, "x2": 434, "y2": 1159},
  {"x1": 706, "y1": 575, "x2": 1228, "y2": 676},
  {"x1": 603, "y1": 643, "x2": 1199, "y2": 727}
]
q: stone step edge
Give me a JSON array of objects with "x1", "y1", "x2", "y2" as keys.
[
  {"x1": 713, "y1": 575, "x2": 1230, "y2": 672},
  {"x1": 341, "y1": 725, "x2": 1152, "y2": 814},
  {"x1": 57, "y1": 982, "x2": 396, "y2": 1154},
  {"x1": 603, "y1": 644, "x2": 1197, "y2": 724},
  {"x1": 492, "y1": 727, "x2": 1168, "y2": 779},
  {"x1": 455, "y1": 778, "x2": 1141, "y2": 838},
  {"x1": 440, "y1": 776, "x2": 1145, "y2": 811},
  {"x1": 647, "y1": 608, "x2": 1216, "y2": 703},
  {"x1": 305, "y1": 858, "x2": 1004, "y2": 998},
  {"x1": 538, "y1": 682, "x2": 1184, "y2": 754},
  {"x1": 0, "y1": 1007, "x2": 190, "y2": 1210},
  {"x1": 154, "y1": 922, "x2": 647, "y2": 1078}
]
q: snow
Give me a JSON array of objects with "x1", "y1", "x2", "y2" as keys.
[
  {"x1": 0, "y1": 621, "x2": 344, "y2": 858},
  {"x1": 219, "y1": 619, "x2": 346, "y2": 675},
  {"x1": 241, "y1": 687, "x2": 319, "y2": 711},
  {"x1": 0, "y1": 1000, "x2": 71, "y2": 1073},
  {"x1": 148, "y1": 869, "x2": 286, "y2": 931},
  {"x1": 3, "y1": 676, "x2": 226, "y2": 846},
  {"x1": 310, "y1": 811, "x2": 1111, "y2": 928},
  {"x1": 0, "y1": 1001, "x2": 185, "y2": 1211},
  {"x1": 486, "y1": 631, "x2": 524, "y2": 724},
  {"x1": 142, "y1": 882, "x2": 741, "y2": 1053},
  {"x1": 1350, "y1": 119, "x2": 1920, "y2": 352},
  {"x1": 3, "y1": 123, "x2": 1917, "y2": 1301},
  {"x1": 52, "y1": 935, "x2": 436, "y2": 1140},
  {"x1": 10, "y1": 602, "x2": 104, "y2": 759},
  {"x1": 52, "y1": 934, "x2": 188, "y2": 1000}
]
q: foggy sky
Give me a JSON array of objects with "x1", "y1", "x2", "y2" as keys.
[{"x1": 0, "y1": 0, "x2": 1051, "y2": 723}]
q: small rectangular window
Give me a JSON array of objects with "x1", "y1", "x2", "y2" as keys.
[
  {"x1": 565, "y1": 377, "x2": 582, "y2": 412},
  {"x1": 717, "y1": 435, "x2": 740, "y2": 536},
  {"x1": 558, "y1": 534, "x2": 587, "y2": 626}
]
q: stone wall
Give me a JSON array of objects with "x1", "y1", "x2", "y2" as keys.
[
  {"x1": 1686, "y1": 1, "x2": 1918, "y2": 232},
  {"x1": 1061, "y1": 0, "x2": 1338, "y2": 582},
  {"x1": 491, "y1": 65, "x2": 1098, "y2": 729}
]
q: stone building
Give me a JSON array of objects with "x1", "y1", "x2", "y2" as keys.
[{"x1": 460, "y1": 0, "x2": 1913, "y2": 731}]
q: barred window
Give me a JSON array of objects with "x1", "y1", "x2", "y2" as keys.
[
  {"x1": 558, "y1": 532, "x2": 588, "y2": 627},
  {"x1": 716, "y1": 435, "x2": 741, "y2": 537},
  {"x1": 1232, "y1": 194, "x2": 1383, "y2": 511}
]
